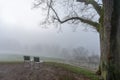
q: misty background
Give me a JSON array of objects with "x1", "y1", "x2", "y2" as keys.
[{"x1": 0, "y1": 0, "x2": 100, "y2": 59}]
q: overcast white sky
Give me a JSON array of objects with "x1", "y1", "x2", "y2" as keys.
[{"x1": 0, "y1": 0, "x2": 100, "y2": 56}]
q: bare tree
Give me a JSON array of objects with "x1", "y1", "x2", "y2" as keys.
[
  {"x1": 72, "y1": 47, "x2": 88, "y2": 62},
  {"x1": 60, "y1": 48, "x2": 71, "y2": 59},
  {"x1": 88, "y1": 54, "x2": 100, "y2": 68},
  {"x1": 33, "y1": 0, "x2": 120, "y2": 79}
]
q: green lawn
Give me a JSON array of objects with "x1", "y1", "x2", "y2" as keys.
[
  {"x1": 0, "y1": 61, "x2": 23, "y2": 64},
  {"x1": 45, "y1": 62, "x2": 99, "y2": 80},
  {"x1": 0, "y1": 55, "x2": 99, "y2": 80}
]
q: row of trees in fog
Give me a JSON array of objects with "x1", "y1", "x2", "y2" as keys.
[
  {"x1": 0, "y1": 40, "x2": 99, "y2": 65},
  {"x1": 61, "y1": 46, "x2": 100, "y2": 66},
  {"x1": 0, "y1": 41, "x2": 99, "y2": 61}
]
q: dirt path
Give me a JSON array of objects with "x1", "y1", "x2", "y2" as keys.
[{"x1": 0, "y1": 63, "x2": 90, "y2": 80}]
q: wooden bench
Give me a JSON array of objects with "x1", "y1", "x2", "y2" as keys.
[
  {"x1": 33, "y1": 57, "x2": 40, "y2": 69},
  {"x1": 23, "y1": 56, "x2": 31, "y2": 68}
]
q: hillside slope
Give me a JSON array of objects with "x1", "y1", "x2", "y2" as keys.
[{"x1": 0, "y1": 62, "x2": 98, "y2": 80}]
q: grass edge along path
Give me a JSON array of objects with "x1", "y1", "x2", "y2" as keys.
[{"x1": 45, "y1": 62, "x2": 99, "y2": 80}]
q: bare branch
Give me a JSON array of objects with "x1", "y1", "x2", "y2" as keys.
[
  {"x1": 45, "y1": 0, "x2": 52, "y2": 20},
  {"x1": 77, "y1": 0, "x2": 101, "y2": 15},
  {"x1": 50, "y1": 5, "x2": 99, "y2": 30},
  {"x1": 33, "y1": 0, "x2": 100, "y2": 31}
]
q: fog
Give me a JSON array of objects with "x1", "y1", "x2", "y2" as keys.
[{"x1": 0, "y1": 0, "x2": 100, "y2": 58}]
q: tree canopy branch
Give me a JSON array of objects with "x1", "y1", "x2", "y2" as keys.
[
  {"x1": 50, "y1": 5, "x2": 99, "y2": 31},
  {"x1": 34, "y1": 0, "x2": 100, "y2": 31},
  {"x1": 77, "y1": 0, "x2": 101, "y2": 15}
]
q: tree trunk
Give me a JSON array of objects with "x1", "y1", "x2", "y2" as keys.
[
  {"x1": 100, "y1": 0, "x2": 120, "y2": 80},
  {"x1": 110, "y1": 0, "x2": 120, "y2": 79}
]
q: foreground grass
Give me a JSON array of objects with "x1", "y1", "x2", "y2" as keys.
[
  {"x1": 0, "y1": 61, "x2": 23, "y2": 64},
  {"x1": 45, "y1": 62, "x2": 99, "y2": 80},
  {"x1": 0, "y1": 60, "x2": 99, "y2": 80}
]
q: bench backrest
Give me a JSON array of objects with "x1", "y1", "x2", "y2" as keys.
[
  {"x1": 34, "y1": 57, "x2": 40, "y2": 62},
  {"x1": 24, "y1": 56, "x2": 30, "y2": 61}
]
